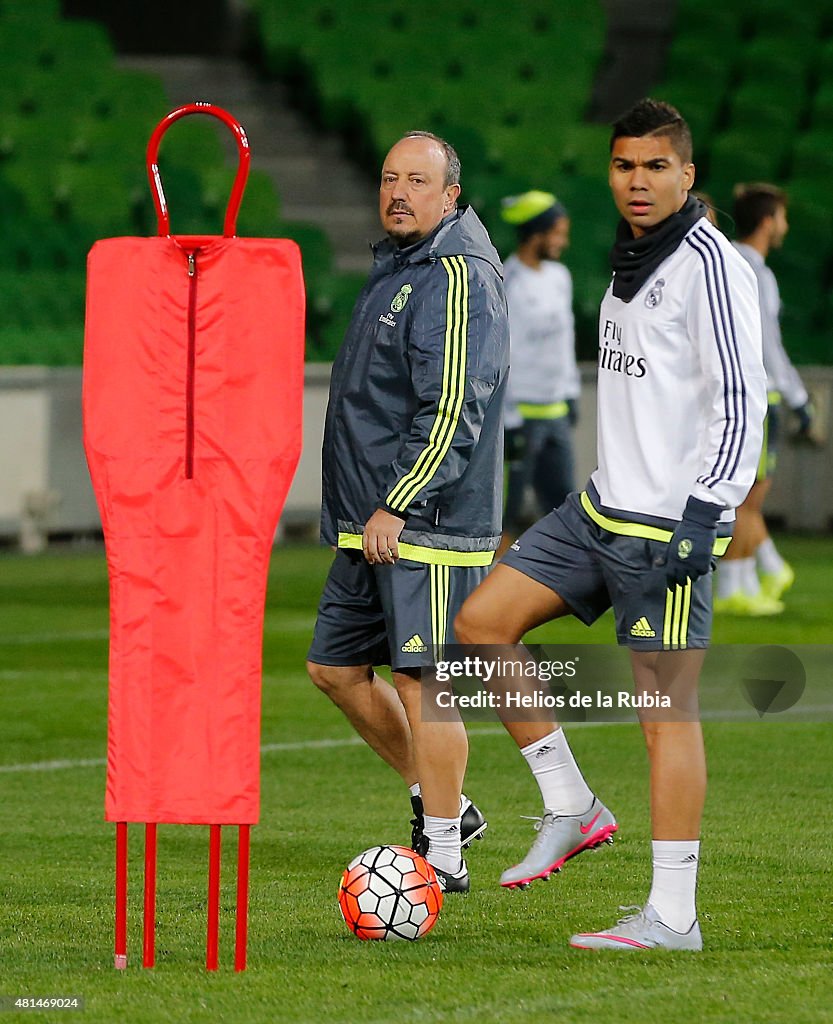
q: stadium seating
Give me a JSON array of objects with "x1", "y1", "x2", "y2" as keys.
[
  {"x1": 251, "y1": 0, "x2": 608, "y2": 358},
  {"x1": 0, "y1": 4, "x2": 312, "y2": 366},
  {"x1": 252, "y1": 0, "x2": 832, "y2": 363},
  {"x1": 1, "y1": 0, "x2": 831, "y2": 365},
  {"x1": 653, "y1": 0, "x2": 833, "y2": 363}
]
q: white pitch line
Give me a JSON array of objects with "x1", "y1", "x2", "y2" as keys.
[
  {"x1": 0, "y1": 756, "x2": 107, "y2": 773},
  {"x1": 0, "y1": 727, "x2": 526, "y2": 774},
  {"x1": 0, "y1": 629, "x2": 109, "y2": 645},
  {"x1": 2, "y1": 709, "x2": 831, "y2": 775}
]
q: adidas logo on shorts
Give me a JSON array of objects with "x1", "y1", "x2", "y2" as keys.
[
  {"x1": 401, "y1": 633, "x2": 428, "y2": 653},
  {"x1": 630, "y1": 616, "x2": 656, "y2": 638}
]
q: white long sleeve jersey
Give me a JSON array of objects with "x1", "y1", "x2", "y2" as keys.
[
  {"x1": 503, "y1": 255, "x2": 580, "y2": 408},
  {"x1": 733, "y1": 242, "x2": 808, "y2": 409},
  {"x1": 590, "y1": 217, "x2": 767, "y2": 527}
]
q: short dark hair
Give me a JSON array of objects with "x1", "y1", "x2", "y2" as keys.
[
  {"x1": 610, "y1": 98, "x2": 693, "y2": 164},
  {"x1": 732, "y1": 182, "x2": 787, "y2": 238},
  {"x1": 401, "y1": 130, "x2": 461, "y2": 188}
]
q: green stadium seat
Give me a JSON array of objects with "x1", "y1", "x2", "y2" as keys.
[
  {"x1": 52, "y1": 18, "x2": 113, "y2": 65},
  {"x1": 0, "y1": 0, "x2": 61, "y2": 23},
  {"x1": 818, "y1": 37, "x2": 833, "y2": 83},
  {"x1": 791, "y1": 130, "x2": 833, "y2": 180},
  {"x1": 744, "y1": 0, "x2": 825, "y2": 38},
  {"x1": 706, "y1": 130, "x2": 791, "y2": 197},
  {"x1": 309, "y1": 270, "x2": 366, "y2": 361},
  {"x1": 0, "y1": 18, "x2": 61, "y2": 75},
  {"x1": 0, "y1": 270, "x2": 85, "y2": 330},
  {"x1": 784, "y1": 181, "x2": 833, "y2": 268},
  {"x1": 201, "y1": 168, "x2": 282, "y2": 237},
  {"x1": 727, "y1": 81, "x2": 804, "y2": 135},
  {"x1": 673, "y1": 0, "x2": 744, "y2": 38},
  {"x1": 557, "y1": 124, "x2": 610, "y2": 179},
  {"x1": 67, "y1": 117, "x2": 146, "y2": 169},
  {"x1": 48, "y1": 163, "x2": 134, "y2": 237},
  {"x1": 662, "y1": 39, "x2": 736, "y2": 92},
  {"x1": 89, "y1": 70, "x2": 168, "y2": 123},
  {"x1": 737, "y1": 37, "x2": 811, "y2": 91},
  {"x1": 278, "y1": 220, "x2": 333, "y2": 293},
  {"x1": 809, "y1": 81, "x2": 833, "y2": 130}
]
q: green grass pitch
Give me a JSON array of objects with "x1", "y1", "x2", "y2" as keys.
[{"x1": 1, "y1": 539, "x2": 832, "y2": 1024}]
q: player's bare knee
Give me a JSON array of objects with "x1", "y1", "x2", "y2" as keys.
[
  {"x1": 454, "y1": 602, "x2": 475, "y2": 643},
  {"x1": 306, "y1": 659, "x2": 331, "y2": 692},
  {"x1": 306, "y1": 660, "x2": 365, "y2": 696},
  {"x1": 453, "y1": 600, "x2": 481, "y2": 646}
]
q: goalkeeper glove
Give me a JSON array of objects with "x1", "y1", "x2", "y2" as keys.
[{"x1": 664, "y1": 495, "x2": 723, "y2": 589}]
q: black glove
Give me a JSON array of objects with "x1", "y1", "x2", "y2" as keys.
[
  {"x1": 566, "y1": 398, "x2": 579, "y2": 427},
  {"x1": 664, "y1": 496, "x2": 723, "y2": 589},
  {"x1": 793, "y1": 401, "x2": 813, "y2": 438}
]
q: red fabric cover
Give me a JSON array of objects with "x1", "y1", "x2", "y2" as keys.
[{"x1": 83, "y1": 236, "x2": 305, "y2": 824}]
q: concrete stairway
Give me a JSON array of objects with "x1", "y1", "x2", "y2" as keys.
[{"x1": 118, "y1": 55, "x2": 379, "y2": 274}]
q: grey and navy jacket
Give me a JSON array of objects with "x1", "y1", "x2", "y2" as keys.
[{"x1": 320, "y1": 205, "x2": 509, "y2": 566}]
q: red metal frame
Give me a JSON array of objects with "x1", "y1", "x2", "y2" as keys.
[
  {"x1": 146, "y1": 103, "x2": 251, "y2": 239},
  {"x1": 142, "y1": 824, "x2": 158, "y2": 968},
  {"x1": 114, "y1": 822, "x2": 128, "y2": 969},
  {"x1": 235, "y1": 825, "x2": 251, "y2": 972},
  {"x1": 206, "y1": 825, "x2": 222, "y2": 970}
]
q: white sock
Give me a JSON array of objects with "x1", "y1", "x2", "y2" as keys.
[
  {"x1": 647, "y1": 839, "x2": 700, "y2": 932},
  {"x1": 739, "y1": 557, "x2": 761, "y2": 597},
  {"x1": 410, "y1": 785, "x2": 469, "y2": 815},
  {"x1": 757, "y1": 537, "x2": 785, "y2": 576},
  {"x1": 521, "y1": 728, "x2": 593, "y2": 815},
  {"x1": 716, "y1": 559, "x2": 743, "y2": 598},
  {"x1": 423, "y1": 814, "x2": 462, "y2": 874}
]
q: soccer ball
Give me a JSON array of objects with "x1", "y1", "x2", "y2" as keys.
[{"x1": 337, "y1": 844, "x2": 443, "y2": 941}]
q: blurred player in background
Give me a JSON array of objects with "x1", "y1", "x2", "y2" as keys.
[
  {"x1": 499, "y1": 191, "x2": 580, "y2": 553},
  {"x1": 714, "y1": 183, "x2": 814, "y2": 615},
  {"x1": 307, "y1": 131, "x2": 509, "y2": 892},
  {"x1": 456, "y1": 99, "x2": 766, "y2": 950}
]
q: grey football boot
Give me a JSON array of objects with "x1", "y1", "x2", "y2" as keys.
[
  {"x1": 500, "y1": 796, "x2": 617, "y2": 889},
  {"x1": 570, "y1": 904, "x2": 703, "y2": 951}
]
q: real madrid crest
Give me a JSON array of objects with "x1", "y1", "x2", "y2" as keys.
[
  {"x1": 390, "y1": 283, "x2": 413, "y2": 313},
  {"x1": 644, "y1": 278, "x2": 665, "y2": 309}
]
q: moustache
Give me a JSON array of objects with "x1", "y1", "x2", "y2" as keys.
[{"x1": 387, "y1": 203, "x2": 414, "y2": 216}]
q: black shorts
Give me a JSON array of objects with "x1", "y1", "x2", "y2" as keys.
[
  {"x1": 501, "y1": 491, "x2": 715, "y2": 650},
  {"x1": 308, "y1": 550, "x2": 490, "y2": 671}
]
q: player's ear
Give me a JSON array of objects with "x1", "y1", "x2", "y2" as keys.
[
  {"x1": 444, "y1": 183, "x2": 461, "y2": 212},
  {"x1": 683, "y1": 162, "x2": 696, "y2": 192}
]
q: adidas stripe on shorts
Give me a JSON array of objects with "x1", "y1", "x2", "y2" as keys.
[
  {"x1": 308, "y1": 549, "x2": 490, "y2": 671},
  {"x1": 501, "y1": 491, "x2": 716, "y2": 651}
]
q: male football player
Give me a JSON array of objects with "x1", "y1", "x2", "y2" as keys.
[{"x1": 456, "y1": 99, "x2": 766, "y2": 949}]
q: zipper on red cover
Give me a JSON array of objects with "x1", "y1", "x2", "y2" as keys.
[{"x1": 185, "y1": 250, "x2": 199, "y2": 479}]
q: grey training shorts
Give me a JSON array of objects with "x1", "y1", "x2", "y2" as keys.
[
  {"x1": 500, "y1": 491, "x2": 716, "y2": 650},
  {"x1": 308, "y1": 549, "x2": 490, "y2": 671}
]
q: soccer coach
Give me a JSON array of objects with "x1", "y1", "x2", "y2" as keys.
[
  {"x1": 456, "y1": 99, "x2": 767, "y2": 948},
  {"x1": 307, "y1": 131, "x2": 508, "y2": 891}
]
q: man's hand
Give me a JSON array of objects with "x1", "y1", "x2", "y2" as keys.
[
  {"x1": 664, "y1": 496, "x2": 722, "y2": 589},
  {"x1": 793, "y1": 401, "x2": 813, "y2": 439},
  {"x1": 363, "y1": 508, "x2": 406, "y2": 565}
]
